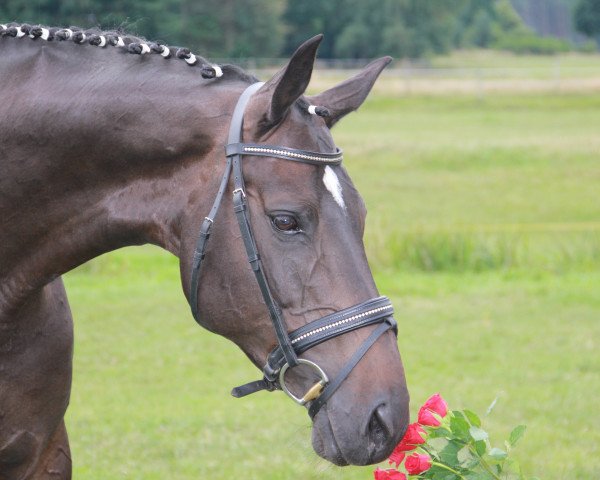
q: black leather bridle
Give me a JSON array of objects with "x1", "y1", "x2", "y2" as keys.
[{"x1": 189, "y1": 82, "x2": 397, "y2": 418}]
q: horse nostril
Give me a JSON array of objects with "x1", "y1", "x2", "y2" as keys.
[{"x1": 367, "y1": 403, "x2": 391, "y2": 449}]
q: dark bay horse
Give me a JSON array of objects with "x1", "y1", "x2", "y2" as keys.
[{"x1": 0, "y1": 23, "x2": 409, "y2": 478}]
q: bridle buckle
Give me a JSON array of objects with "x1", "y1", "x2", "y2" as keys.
[{"x1": 279, "y1": 359, "x2": 329, "y2": 406}]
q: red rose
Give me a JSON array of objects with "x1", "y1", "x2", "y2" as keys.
[
  {"x1": 418, "y1": 407, "x2": 441, "y2": 427},
  {"x1": 423, "y1": 393, "x2": 448, "y2": 417},
  {"x1": 418, "y1": 393, "x2": 448, "y2": 427},
  {"x1": 401, "y1": 423, "x2": 427, "y2": 448},
  {"x1": 388, "y1": 447, "x2": 405, "y2": 467},
  {"x1": 404, "y1": 452, "x2": 432, "y2": 475},
  {"x1": 374, "y1": 468, "x2": 406, "y2": 480}
]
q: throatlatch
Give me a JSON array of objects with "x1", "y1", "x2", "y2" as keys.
[{"x1": 189, "y1": 82, "x2": 397, "y2": 418}]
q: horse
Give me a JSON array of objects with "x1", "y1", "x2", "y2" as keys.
[{"x1": 0, "y1": 23, "x2": 409, "y2": 479}]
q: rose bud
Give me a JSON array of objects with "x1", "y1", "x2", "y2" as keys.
[
  {"x1": 374, "y1": 468, "x2": 407, "y2": 480},
  {"x1": 396, "y1": 422, "x2": 427, "y2": 451},
  {"x1": 404, "y1": 452, "x2": 432, "y2": 475},
  {"x1": 418, "y1": 393, "x2": 448, "y2": 427},
  {"x1": 388, "y1": 447, "x2": 405, "y2": 467}
]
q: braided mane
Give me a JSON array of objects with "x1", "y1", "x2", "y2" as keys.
[
  {"x1": 0, "y1": 22, "x2": 333, "y2": 117},
  {"x1": 0, "y1": 22, "x2": 257, "y2": 83}
]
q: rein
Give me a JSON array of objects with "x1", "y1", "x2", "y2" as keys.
[{"x1": 189, "y1": 82, "x2": 396, "y2": 418}]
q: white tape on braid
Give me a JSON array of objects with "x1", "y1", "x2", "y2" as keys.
[
  {"x1": 140, "y1": 43, "x2": 151, "y2": 54},
  {"x1": 308, "y1": 105, "x2": 317, "y2": 115},
  {"x1": 212, "y1": 65, "x2": 223, "y2": 77},
  {"x1": 16, "y1": 27, "x2": 26, "y2": 38},
  {"x1": 185, "y1": 53, "x2": 197, "y2": 65},
  {"x1": 116, "y1": 36, "x2": 125, "y2": 47},
  {"x1": 98, "y1": 35, "x2": 106, "y2": 47},
  {"x1": 79, "y1": 33, "x2": 86, "y2": 42},
  {"x1": 160, "y1": 46, "x2": 170, "y2": 58},
  {"x1": 0, "y1": 25, "x2": 6, "y2": 31},
  {"x1": 64, "y1": 29, "x2": 73, "y2": 39},
  {"x1": 40, "y1": 28, "x2": 50, "y2": 40}
]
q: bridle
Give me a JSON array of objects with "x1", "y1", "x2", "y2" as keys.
[{"x1": 188, "y1": 82, "x2": 397, "y2": 419}]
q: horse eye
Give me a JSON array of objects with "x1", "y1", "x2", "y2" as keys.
[{"x1": 272, "y1": 214, "x2": 300, "y2": 232}]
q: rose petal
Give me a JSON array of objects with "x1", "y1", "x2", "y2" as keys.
[
  {"x1": 422, "y1": 393, "x2": 448, "y2": 417},
  {"x1": 388, "y1": 449, "x2": 405, "y2": 467},
  {"x1": 400, "y1": 422, "x2": 427, "y2": 445},
  {"x1": 418, "y1": 406, "x2": 442, "y2": 427},
  {"x1": 405, "y1": 452, "x2": 433, "y2": 475},
  {"x1": 374, "y1": 468, "x2": 407, "y2": 480}
]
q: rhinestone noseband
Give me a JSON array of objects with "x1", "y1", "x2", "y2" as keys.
[{"x1": 189, "y1": 82, "x2": 396, "y2": 418}]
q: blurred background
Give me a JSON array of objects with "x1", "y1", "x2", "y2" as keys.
[
  {"x1": 2, "y1": 0, "x2": 599, "y2": 58},
  {"x1": 2, "y1": 1, "x2": 598, "y2": 479}
]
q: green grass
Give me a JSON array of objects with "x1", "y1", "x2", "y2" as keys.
[
  {"x1": 339, "y1": 94, "x2": 600, "y2": 273},
  {"x1": 63, "y1": 91, "x2": 600, "y2": 479},
  {"x1": 428, "y1": 50, "x2": 600, "y2": 76}
]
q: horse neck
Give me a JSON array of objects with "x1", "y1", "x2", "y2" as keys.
[{"x1": 0, "y1": 40, "x2": 244, "y2": 314}]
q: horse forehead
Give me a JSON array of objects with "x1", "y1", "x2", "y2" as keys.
[{"x1": 260, "y1": 158, "x2": 319, "y2": 190}]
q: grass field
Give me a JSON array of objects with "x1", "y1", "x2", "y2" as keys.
[{"x1": 64, "y1": 80, "x2": 600, "y2": 479}]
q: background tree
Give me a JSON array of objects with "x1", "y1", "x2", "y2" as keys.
[
  {"x1": 0, "y1": 0, "x2": 593, "y2": 58},
  {"x1": 574, "y1": 0, "x2": 600, "y2": 44}
]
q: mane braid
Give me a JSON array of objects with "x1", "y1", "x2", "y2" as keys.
[{"x1": 0, "y1": 22, "x2": 235, "y2": 80}]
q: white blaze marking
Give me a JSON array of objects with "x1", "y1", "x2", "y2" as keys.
[{"x1": 323, "y1": 166, "x2": 346, "y2": 211}]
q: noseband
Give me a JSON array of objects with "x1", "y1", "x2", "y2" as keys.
[{"x1": 189, "y1": 82, "x2": 397, "y2": 419}]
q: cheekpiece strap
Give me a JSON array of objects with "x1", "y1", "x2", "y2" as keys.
[{"x1": 228, "y1": 82, "x2": 300, "y2": 370}]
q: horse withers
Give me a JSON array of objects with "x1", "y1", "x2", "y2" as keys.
[{"x1": 0, "y1": 24, "x2": 409, "y2": 478}]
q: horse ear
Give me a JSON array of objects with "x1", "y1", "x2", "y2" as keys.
[
  {"x1": 306, "y1": 56, "x2": 392, "y2": 128},
  {"x1": 256, "y1": 34, "x2": 323, "y2": 129}
]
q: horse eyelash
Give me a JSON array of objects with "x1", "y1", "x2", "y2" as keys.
[{"x1": 0, "y1": 23, "x2": 224, "y2": 80}]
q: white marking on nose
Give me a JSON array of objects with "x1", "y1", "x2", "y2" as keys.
[{"x1": 323, "y1": 166, "x2": 346, "y2": 211}]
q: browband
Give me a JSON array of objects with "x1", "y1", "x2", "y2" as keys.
[{"x1": 225, "y1": 143, "x2": 343, "y2": 165}]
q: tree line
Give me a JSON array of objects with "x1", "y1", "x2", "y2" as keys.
[{"x1": 1, "y1": 0, "x2": 598, "y2": 59}]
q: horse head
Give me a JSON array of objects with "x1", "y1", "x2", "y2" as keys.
[{"x1": 180, "y1": 35, "x2": 409, "y2": 466}]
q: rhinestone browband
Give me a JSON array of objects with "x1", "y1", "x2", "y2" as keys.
[{"x1": 225, "y1": 142, "x2": 343, "y2": 166}]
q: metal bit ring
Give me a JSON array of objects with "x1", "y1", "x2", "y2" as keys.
[{"x1": 279, "y1": 359, "x2": 329, "y2": 406}]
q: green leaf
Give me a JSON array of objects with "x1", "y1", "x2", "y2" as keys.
[
  {"x1": 457, "y1": 445, "x2": 479, "y2": 469},
  {"x1": 488, "y1": 447, "x2": 508, "y2": 461},
  {"x1": 450, "y1": 416, "x2": 471, "y2": 441},
  {"x1": 430, "y1": 468, "x2": 459, "y2": 480},
  {"x1": 452, "y1": 410, "x2": 466, "y2": 419},
  {"x1": 474, "y1": 440, "x2": 487, "y2": 456},
  {"x1": 465, "y1": 474, "x2": 491, "y2": 480},
  {"x1": 509, "y1": 425, "x2": 527, "y2": 446},
  {"x1": 439, "y1": 439, "x2": 464, "y2": 468},
  {"x1": 463, "y1": 409, "x2": 482, "y2": 427},
  {"x1": 428, "y1": 436, "x2": 449, "y2": 455},
  {"x1": 429, "y1": 426, "x2": 453, "y2": 439},
  {"x1": 469, "y1": 426, "x2": 489, "y2": 442}
]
